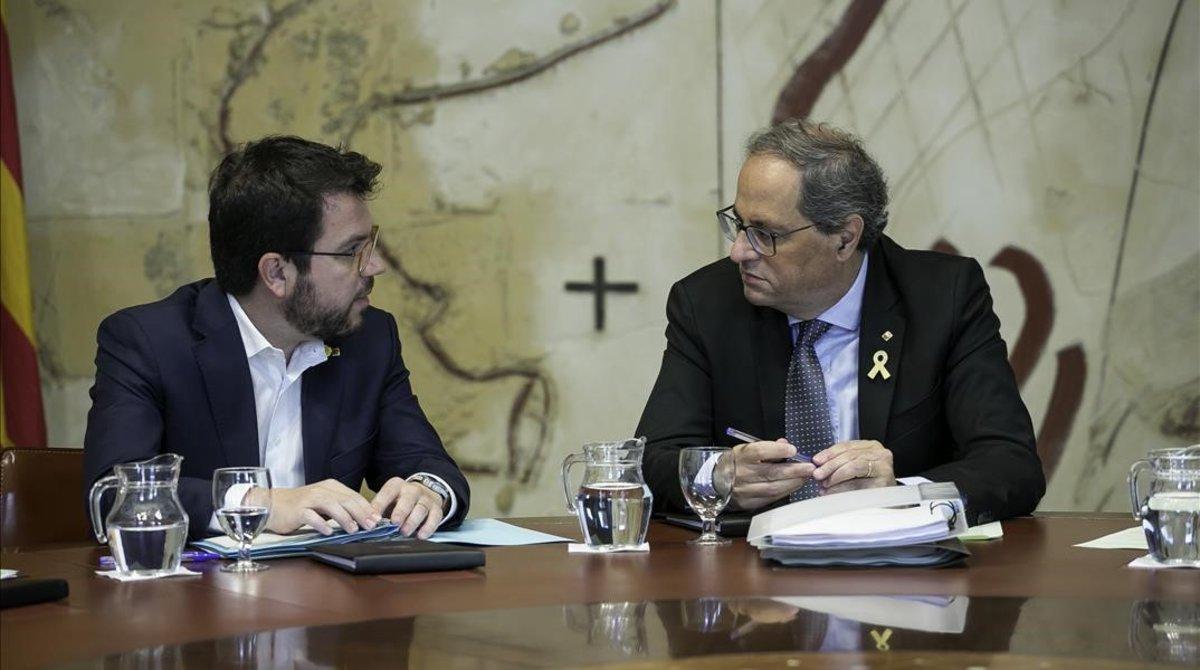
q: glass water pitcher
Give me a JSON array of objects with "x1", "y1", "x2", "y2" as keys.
[
  {"x1": 561, "y1": 438, "x2": 653, "y2": 550},
  {"x1": 89, "y1": 453, "x2": 190, "y2": 575},
  {"x1": 1129, "y1": 445, "x2": 1199, "y2": 566}
]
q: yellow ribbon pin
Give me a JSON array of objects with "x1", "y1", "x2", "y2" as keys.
[
  {"x1": 870, "y1": 628, "x2": 892, "y2": 650},
  {"x1": 867, "y1": 350, "x2": 891, "y2": 380}
]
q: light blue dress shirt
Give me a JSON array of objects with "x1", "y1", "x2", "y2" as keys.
[
  {"x1": 787, "y1": 255, "x2": 928, "y2": 485},
  {"x1": 787, "y1": 254, "x2": 869, "y2": 444}
]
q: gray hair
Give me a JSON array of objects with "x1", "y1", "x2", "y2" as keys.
[{"x1": 745, "y1": 119, "x2": 889, "y2": 251}]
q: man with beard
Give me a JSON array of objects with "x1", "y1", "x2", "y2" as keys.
[{"x1": 84, "y1": 136, "x2": 468, "y2": 540}]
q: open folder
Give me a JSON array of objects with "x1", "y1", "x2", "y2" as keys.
[
  {"x1": 193, "y1": 522, "x2": 402, "y2": 559},
  {"x1": 748, "y1": 483, "x2": 970, "y2": 568}
]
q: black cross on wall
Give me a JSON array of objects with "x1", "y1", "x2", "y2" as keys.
[{"x1": 564, "y1": 257, "x2": 638, "y2": 331}]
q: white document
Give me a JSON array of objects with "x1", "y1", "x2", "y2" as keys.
[
  {"x1": 567, "y1": 542, "x2": 649, "y2": 554},
  {"x1": 748, "y1": 483, "x2": 966, "y2": 551},
  {"x1": 958, "y1": 521, "x2": 1003, "y2": 541},
  {"x1": 95, "y1": 566, "x2": 201, "y2": 581},
  {"x1": 762, "y1": 506, "x2": 957, "y2": 549},
  {"x1": 1074, "y1": 526, "x2": 1147, "y2": 550},
  {"x1": 1127, "y1": 554, "x2": 1199, "y2": 569},
  {"x1": 774, "y1": 595, "x2": 969, "y2": 634},
  {"x1": 0, "y1": 568, "x2": 19, "y2": 580}
]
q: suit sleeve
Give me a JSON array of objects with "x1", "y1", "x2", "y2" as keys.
[
  {"x1": 919, "y1": 259, "x2": 1045, "y2": 523},
  {"x1": 636, "y1": 281, "x2": 715, "y2": 514},
  {"x1": 83, "y1": 312, "x2": 216, "y2": 540},
  {"x1": 370, "y1": 314, "x2": 470, "y2": 527}
]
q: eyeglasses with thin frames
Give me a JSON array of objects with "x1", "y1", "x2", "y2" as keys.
[
  {"x1": 284, "y1": 225, "x2": 379, "y2": 276},
  {"x1": 716, "y1": 206, "x2": 813, "y2": 257}
]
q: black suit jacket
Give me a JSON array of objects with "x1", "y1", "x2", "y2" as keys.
[
  {"x1": 84, "y1": 279, "x2": 469, "y2": 539},
  {"x1": 636, "y1": 235, "x2": 1044, "y2": 524}
]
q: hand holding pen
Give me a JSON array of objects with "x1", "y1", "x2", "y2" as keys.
[
  {"x1": 725, "y1": 428, "x2": 812, "y2": 463},
  {"x1": 722, "y1": 427, "x2": 816, "y2": 510}
]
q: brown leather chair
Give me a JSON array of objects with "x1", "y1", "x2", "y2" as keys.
[{"x1": 0, "y1": 447, "x2": 93, "y2": 549}]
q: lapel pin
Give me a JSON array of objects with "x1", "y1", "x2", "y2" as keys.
[
  {"x1": 882, "y1": 330, "x2": 893, "y2": 341},
  {"x1": 324, "y1": 346, "x2": 341, "y2": 358},
  {"x1": 868, "y1": 350, "x2": 891, "y2": 380}
]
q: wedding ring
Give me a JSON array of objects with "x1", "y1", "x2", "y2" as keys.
[{"x1": 866, "y1": 460, "x2": 875, "y2": 478}]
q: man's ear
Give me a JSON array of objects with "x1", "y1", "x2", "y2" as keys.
[
  {"x1": 257, "y1": 253, "x2": 292, "y2": 299},
  {"x1": 836, "y1": 214, "x2": 865, "y2": 260}
]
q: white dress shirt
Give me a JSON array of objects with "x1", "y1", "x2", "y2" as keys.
[{"x1": 217, "y1": 295, "x2": 456, "y2": 527}]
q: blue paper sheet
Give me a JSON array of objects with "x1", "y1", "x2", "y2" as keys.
[{"x1": 428, "y1": 518, "x2": 572, "y2": 546}]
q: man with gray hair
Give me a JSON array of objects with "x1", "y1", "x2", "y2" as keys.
[{"x1": 637, "y1": 119, "x2": 1044, "y2": 525}]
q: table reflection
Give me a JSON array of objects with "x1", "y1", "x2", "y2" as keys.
[
  {"x1": 563, "y1": 601, "x2": 649, "y2": 656},
  {"x1": 1130, "y1": 600, "x2": 1200, "y2": 665},
  {"x1": 68, "y1": 595, "x2": 1191, "y2": 668}
]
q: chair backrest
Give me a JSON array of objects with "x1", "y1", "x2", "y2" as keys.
[{"x1": 0, "y1": 447, "x2": 93, "y2": 548}]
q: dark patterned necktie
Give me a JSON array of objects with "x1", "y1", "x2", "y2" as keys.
[{"x1": 784, "y1": 319, "x2": 833, "y2": 501}]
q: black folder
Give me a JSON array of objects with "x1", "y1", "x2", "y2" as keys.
[
  {"x1": 310, "y1": 538, "x2": 485, "y2": 574},
  {"x1": 0, "y1": 577, "x2": 69, "y2": 609},
  {"x1": 659, "y1": 512, "x2": 752, "y2": 537}
]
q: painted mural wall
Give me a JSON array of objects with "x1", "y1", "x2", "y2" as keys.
[{"x1": 8, "y1": 0, "x2": 1198, "y2": 517}]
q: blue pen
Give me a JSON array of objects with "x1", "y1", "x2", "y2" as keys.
[
  {"x1": 724, "y1": 427, "x2": 813, "y2": 464},
  {"x1": 100, "y1": 550, "x2": 221, "y2": 569}
]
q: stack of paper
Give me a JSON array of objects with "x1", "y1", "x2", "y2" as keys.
[
  {"x1": 192, "y1": 518, "x2": 573, "y2": 559},
  {"x1": 193, "y1": 522, "x2": 402, "y2": 559},
  {"x1": 749, "y1": 483, "x2": 970, "y2": 568}
]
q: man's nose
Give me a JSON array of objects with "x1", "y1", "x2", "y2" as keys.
[
  {"x1": 363, "y1": 250, "x2": 386, "y2": 277},
  {"x1": 728, "y1": 230, "x2": 759, "y2": 263}
]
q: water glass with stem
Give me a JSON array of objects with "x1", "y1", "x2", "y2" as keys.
[
  {"x1": 679, "y1": 447, "x2": 736, "y2": 546},
  {"x1": 212, "y1": 467, "x2": 273, "y2": 573}
]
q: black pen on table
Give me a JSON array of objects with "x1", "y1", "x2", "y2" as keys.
[{"x1": 724, "y1": 427, "x2": 813, "y2": 464}]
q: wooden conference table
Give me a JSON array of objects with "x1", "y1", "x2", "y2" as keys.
[{"x1": 1, "y1": 513, "x2": 1197, "y2": 668}]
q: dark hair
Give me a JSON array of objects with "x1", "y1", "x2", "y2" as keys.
[
  {"x1": 207, "y1": 136, "x2": 382, "y2": 295},
  {"x1": 745, "y1": 120, "x2": 888, "y2": 251}
]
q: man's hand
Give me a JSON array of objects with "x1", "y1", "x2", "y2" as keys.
[
  {"x1": 245, "y1": 479, "x2": 380, "y2": 536},
  {"x1": 730, "y1": 439, "x2": 816, "y2": 511},
  {"x1": 811, "y1": 440, "x2": 895, "y2": 495},
  {"x1": 370, "y1": 477, "x2": 445, "y2": 539}
]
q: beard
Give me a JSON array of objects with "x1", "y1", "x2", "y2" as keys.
[{"x1": 284, "y1": 274, "x2": 374, "y2": 342}]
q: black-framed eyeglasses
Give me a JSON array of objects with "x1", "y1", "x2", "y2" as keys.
[
  {"x1": 284, "y1": 225, "x2": 379, "y2": 276},
  {"x1": 716, "y1": 206, "x2": 813, "y2": 257}
]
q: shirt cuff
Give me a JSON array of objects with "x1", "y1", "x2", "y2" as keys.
[
  {"x1": 207, "y1": 482, "x2": 254, "y2": 531},
  {"x1": 408, "y1": 472, "x2": 457, "y2": 526},
  {"x1": 897, "y1": 476, "x2": 932, "y2": 486}
]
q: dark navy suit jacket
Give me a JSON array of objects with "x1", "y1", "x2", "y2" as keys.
[{"x1": 84, "y1": 279, "x2": 469, "y2": 539}]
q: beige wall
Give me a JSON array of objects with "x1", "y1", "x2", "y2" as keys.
[{"x1": 9, "y1": 0, "x2": 1198, "y2": 517}]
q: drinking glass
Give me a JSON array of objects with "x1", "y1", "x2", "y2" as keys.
[
  {"x1": 679, "y1": 447, "x2": 736, "y2": 546},
  {"x1": 212, "y1": 467, "x2": 273, "y2": 573}
]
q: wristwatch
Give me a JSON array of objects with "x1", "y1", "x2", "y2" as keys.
[{"x1": 407, "y1": 474, "x2": 451, "y2": 515}]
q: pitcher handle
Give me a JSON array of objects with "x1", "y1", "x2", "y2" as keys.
[
  {"x1": 1128, "y1": 459, "x2": 1150, "y2": 521},
  {"x1": 88, "y1": 475, "x2": 119, "y2": 544},
  {"x1": 561, "y1": 453, "x2": 584, "y2": 513}
]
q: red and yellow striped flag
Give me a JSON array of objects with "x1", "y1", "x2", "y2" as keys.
[{"x1": 1, "y1": 0, "x2": 47, "y2": 447}]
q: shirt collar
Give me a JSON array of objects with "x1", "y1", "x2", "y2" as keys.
[
  {"x1": 787, "y1": 252, "x2": 869, "y2": 332},
  {"x1": 225, "y1": 293, "x2": 329, "y2": 366}
]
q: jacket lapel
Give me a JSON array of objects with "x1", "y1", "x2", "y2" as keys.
[
  {"x1": 301, "y1": 350, "x2": 345, "y2": 484},
  {"x1": 857, "y1": 248, "x2": 905, "y2": 442},
  {"x1": 192, "y1": 282, "x2": 260, "y2": 467},
  {"x1": 753, "y1": 306, "x2": 793, "y2": 438}
]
